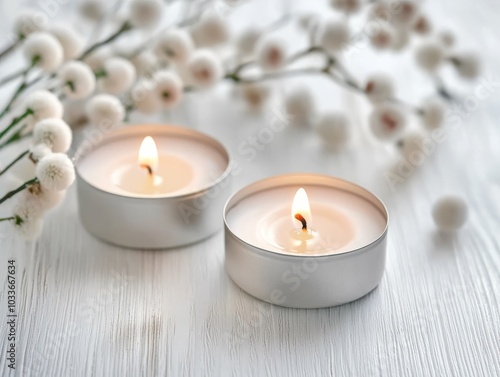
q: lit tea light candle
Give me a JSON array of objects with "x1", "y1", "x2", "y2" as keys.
[
  {"x1": 291, "y1": 188, "x2": 315, "y2": 243},
  {"x1": 227, "y1": 182, "x2": 383, "y2": 256},
  {"x1": 138, "y1": 136, "x2": 160, "y2": 179},
  {"x1": 224, "y1": 174, "x2": 389, "y2": 308},
  {"x1": 76, "y1": 124, "x2": 231, "y2": 249},
  {"x1": 113, "y1": 136, "x2": 163, "y2": 194},
  {"x1": 79, "y1": 128, "x2": 227, "y2": 198}
]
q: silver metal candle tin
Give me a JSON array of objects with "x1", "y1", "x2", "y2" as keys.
[
  {"x1": 224, "y1": 174, "x2": 389, "y2": 309},
  {"x1": 75, "y1": 124, "x2": 231, "y2": 249}
]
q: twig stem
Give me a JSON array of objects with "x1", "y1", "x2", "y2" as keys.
[
  {"x1": 0, "y1": 178, "x2": 39, "y2": 205},
  {"x1": 0, "y1": 149, "x2": 29, "y2": 176},
  {"x1": 0, "y1": 39, "x2": 20, "y2": 61},
  {"x1": 0, "y1": 109, "x2": 33, "y2": 142},
  {"x1": 80, "y1": 21, "x2": 132, "y2": 60}
]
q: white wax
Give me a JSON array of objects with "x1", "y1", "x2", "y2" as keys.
[
  {"x1": 226, "y1": 185, "x2": 387, "y2": 256},
  {"x1": 78, "y1": 133, "x2": 228, "y2": 197},
  {"x1": 112, "y1": 155, "x2": 193, "y2": 195}
]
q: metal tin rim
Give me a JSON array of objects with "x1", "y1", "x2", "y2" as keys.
[
  {"x1": 223, "y1": 173, "x2": 389, "y2": 259},
  {"x1": 74, "y1": 124, "x2": 232, "y2": 200}
]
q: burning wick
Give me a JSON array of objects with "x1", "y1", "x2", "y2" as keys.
[
  {"x1": 140, "y1": 164, "x2": 153, "y2": 176},
  {"x1": 292, "y1": 188, "x2": 312, "y2": 233},
  {"x1": 138, "y1": 136, "x2": 159, "y2": 178},
  {"x1": 294, "y1": 213, "x2": 307, "y2": 231}
]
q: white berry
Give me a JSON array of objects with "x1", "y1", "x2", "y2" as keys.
[
  {"x1": 190, "y1": 11, "x2": 229, "y2": 47},
  {"x1": 236, "y1": 27, "x2": 261, "y2": 58},
  {"x1": 396, "y1": 130, "x2": 425, "y2": 160},
  {"x1": 154, "y1": 29, "x2": 194, "y2": 64},
  {"x1": 129, "y1": 0, "x2": 163, "y2": 28},
  {"x1": 241, "y1": 83, "x2": 270, "y2": 112},
  {"x1": 415, "y1": 40, "x2": 445, "y2": 71},
  {"x1": 432, "y1": 196, "x2": 468, "y2": 231},
  {"x1": 369, "y1": 103, "x2": 407, "y2": 141},
  {"x1": 23, "y1": 32, "x2": 63, "y2": 72},
  {"x1": 391, "y1": 1, "x2": 420, "y2": 29},
  {"x1": 364, "y1": 73, "x2": 394, "y2": 104},
  {"x1": 49, "y1": 23, "x2": 85, "y2": 61},
  {"x1": 413, "y1": 15, "x2": 432, "y2": 35},
  {"x1": 330, "y1": 0, "x2": 362, "y2": 14},
  {"x1": 315, "y1": 112, "x2": 350, "y2": 148},
  {"x1": 450, "y1": 53, "x2": 480, "y2": 79},
  {"x1": 285, "y1": 87, "x2": 315, "y2": 126},
  {"x1": 421, "y1": 97, "x2": 446, "y2": 130},
  {"x1": 319, "y1": 19, "x2": 350, "y2": 52},
  {"x1": 392, "y1": 29, "x2": 410, "y2": 51},
  {"x1": 256, "y1": 37, "x2": 287, "y2": 72},
  {"x1": 99, "y1": 57, "x2": 137, "y2": 95},
  {"x1": 369, "y1": 23, "x2": 396, "y2": 50}
]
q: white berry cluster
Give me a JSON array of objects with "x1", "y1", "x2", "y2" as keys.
[
  {"x1": 5, "y1": 91, "x2": 75, "y2": 239},
  {"x1": 0, "y1": 0, "x2": 480, "y2": 238}
]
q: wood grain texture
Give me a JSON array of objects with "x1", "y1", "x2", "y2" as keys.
[{"x1": 1, "y1": 0, "x2": 500, "y2": 376}]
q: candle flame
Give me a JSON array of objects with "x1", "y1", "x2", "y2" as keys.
[
  {"x1": 138, "y1": 136, "x2": 158, "y2": 174},
  {"x1": 291, "y1": 188, "x2": 312, "y2": 231}
]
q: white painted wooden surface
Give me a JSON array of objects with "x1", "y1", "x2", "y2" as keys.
[{"x1": 1, "y1": 0, "x2": 500, "y2": 376}]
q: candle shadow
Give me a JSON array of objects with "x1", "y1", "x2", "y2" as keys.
[
  {"x1": 60, "y1": 221, "x2": 225, "y2": 292},
  {"x1": 430, "y1": 230, "x2": 458, "y2": 254},
  {"x1": 223, "y1": 276, "x2": 382, "y2": 348},
  {"x1": 81, "y1": 225, "x2": 224, "y2": 253},
  {"x1": 227, "y1": 277, "x2": 381, "y2": 310}
]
